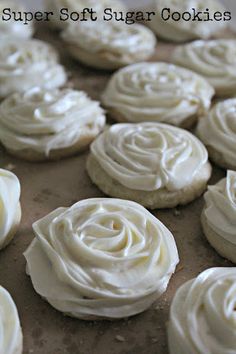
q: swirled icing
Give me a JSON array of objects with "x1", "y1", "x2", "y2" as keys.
[
  {"x1": 0, "y1": 0, "x2": 34, "y2": 39},
  {"x1": 150, "y1": 0, "x2": 226, "y2": 42},
  {"x1": 0, "y1": 169, "x2": 21, "y2": 249},
  {"x1": 0, "y1": 88, "x2": 105, "y2": 155},
  {"x1": 62, "y1": 21, "x2": 156, "y2": 60},
  {"x1": 90, "y1": 123, "x2": 209, "y2": 192},
  {"x1": 0, "y1": 286, "x2": 22, "y2": 354},
  {"x1": 173, "y1": 40, "x2": 236, "y2": 95},
  {"x1": 0, "y1": 39, "x2": 67, "y2": 99},
  {"x1": 102, "y1": 62, "x2": 214, "y2": 126},
  {"x1": 196, "y1": 99, "x2": 236, "y2": 167},
  {"x1": 24, "y1": 198, "x2": 179, "y2": 319},
  {"x1": 203, "y1": 171, "x2": 236, "y2": 245},
  {"x1": 168, "y1": 267, "x2": 236, "y2": 354}
]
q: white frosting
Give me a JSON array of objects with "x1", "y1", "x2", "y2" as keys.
[
  {"x1": 168, "y1": 267, "x2": 236, "y2": 354},
  {"x1": 150, "y1": 0, "x2": 226, "y2": 42},
  {"x1": 203, "y1": 171, "x2": 236, "y2": 245},
  {"x1": 173, "y1": 40, "x2": 236, "y2": 95},
  {"x1": 90, "y1": 123, "x2": 209, "y2": 192},
  {"x1": 0, "y1": 88, "x2": 105, "y2": 155},
  {"x1": 62, "y1": 21, "x2": 156, "y2": 60},
  {"x1": 48, "y1": 0, "x2": 126, "y2": 29},
  {"x1": 0, "y1": 39, "x2": 67, "y2": 99},
  {"x1": 196, "y1": 99, "x2": 236, "y2": 167},
  {"x1": 0, "y1": 286, "x2": 22, "y2": 354},
  {"x1": 0, "y1": 169, "x2": 21, "y2": 249},
  {"x1": 0, "y1": 0, "x2": 34, "y2": 39},
  {"x1": 102, "y1": 62, "x2": 214, "y2": 126},
  {"x1": 24, "y1": 198, "x2": 179, "y2": 319}
]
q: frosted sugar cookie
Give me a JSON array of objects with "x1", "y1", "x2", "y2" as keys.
[
  {"x1": 0, "y1": 169, "x2": 21, "y2": 250},
  {"x1": 201, "y1": 171, "x2": 236, "y2": 263},
  {"x1": 168, "y1": 267, "x2": 236, "y2": 354},
  {"x1": 86, "y1": 123, "x2": 212, "y2": 209},
  {"x1": 150, "y1": 0, "x2": 227, "y2": 42},
  {"x1": 0, "y1": 88, "x2": 105, "y2": 161},
  {"x1": 0, "y1": 39, "x2": 67, "y2": 99},
  {"x1": 196, "y1": 99, "x2": 236, "y2": 170},
  {"x1": 61, "y1": 21, "x2": 156, "y2": 70},
  {"x1": 24, "y1": 198, "x2": 179, "y2": 319},
  {"x1": 0, "y1": 0, "x2": 34, "y2": 39},
  {"x1": 0, "y1": 286, "x2": 23, "y2": 354},
  {"x1": 173, "y1": 40, "x2": 236, "y2": 97},
  {"x1": 101, "y1": 62, "x2": 214, "y2": 128}
]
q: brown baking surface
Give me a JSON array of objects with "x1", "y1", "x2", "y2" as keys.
[{"x1": 0, "y1": 26, "x2": 234, "y2": 354}]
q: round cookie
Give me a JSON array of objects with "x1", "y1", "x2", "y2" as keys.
[
  {"x1": 201, "y1": 170, "x2": 236, "y2": 263},
  {"x1": 150, "y1": 0, "x2": 227, "y2": 42},
  {"x1": 101, "y1": 62, "x2": 214, "y2": 127},
  {"x1": 47, "y1": 0, "x2": 126, "y2": 30},
  {"x1": 0, "y1": 286, "x2": 23, "y2": 354},
  {"x1": 0, "y1": 39, "x2": 67, "y2": 99},
  {"x1": 61, "y1": 21, "x2": 156, "y2": 70},
  {"x1": 0, "y1": 169, "x2": 21, "y2": 250},
  {"x1": 168, "y1": 267, "x2": 236, "y2": 354},
  {"x1": 86, "y1": 123, "x2": 212, "y2": 209},
  {"x1": 196, "y1": 99, "x2": 236, "y2": 170},
  {"x1": 24, "y1": 198, "x2": 179, "y2": 320},
  {"x1": 173, "y1": 40, "x2": 236, "y2": 97},
  {"x1": 0, "y1": 0, "x2": 34, "y2": 39},
  {"x1": 0, "y1": 88, "x2": 106, "y2": 162}
]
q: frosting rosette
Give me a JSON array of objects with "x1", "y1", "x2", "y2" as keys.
[
  {"x1": 47, "y1": 0, "x2": 126, "y2": 29},
  {"x1": 0, "y1": 0, "x2": 34, "y2": 39},
  {"x1": 101, "y1": 62, "x2": 214, "y2": 127},
  {"x1": 24, "y1": 198, "x2": 179, "y2": 319},
  {"x1": 89, "y1": 123, "x2": 210, "y2": 192},
  {"x1": 196, "y1": 99, "x2": 236, "y2": 169},
  {"x1": 0, "y1": 169, "x2": 21, "y2": 250},
  {"x1": 150, "y1": 0, "x2": 226, "y2": 42},
  {"x1": 61, "y1": 21, "x2": 156, "y2": 69},
  {"x1": 173, "y1": 40, "x2": 236, "y2": 96},
  {"x1": 201, "y1": 171, "x2": 236, "y2": 263},
  {"x1": 204, "y1": 171, "x2": 236, "y2": 245},
  {"x1": 168, "y1": 267, "x2": 236, "y2": 354},
  {"x1": 0, "y1": 87, "x2": 105, "y2": 158},
  {"x1": 0, "y1": 39, "x2": 67, "y2": 99},
  {"x1": 0, "y1": 286, "x2": 23, "y2": 354}
]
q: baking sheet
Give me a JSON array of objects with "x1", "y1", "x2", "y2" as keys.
[{"x1": 0, "y1": 26, "x2": 233, "y2": 354}]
